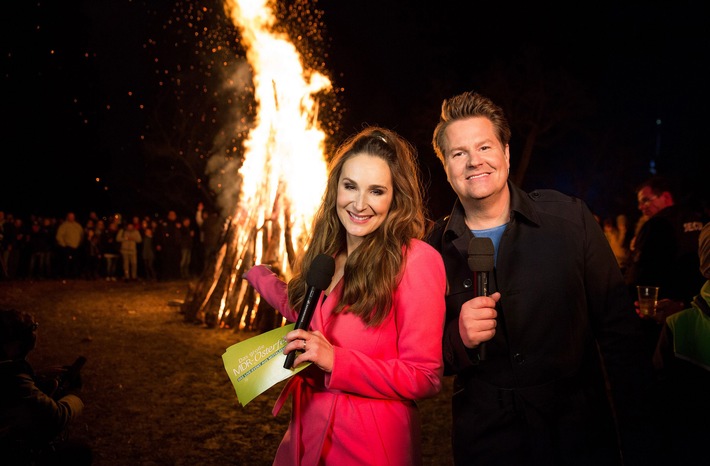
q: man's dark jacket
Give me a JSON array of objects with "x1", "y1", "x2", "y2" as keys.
[{"x1": 426, "y1": 182, "x2": 657, "y2": 465}]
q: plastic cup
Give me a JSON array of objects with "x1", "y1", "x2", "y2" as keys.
[{"x1": 637, "y1": 286, "x2": 659, "y2": 317}]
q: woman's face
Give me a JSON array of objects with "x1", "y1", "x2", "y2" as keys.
[{"x1": 336, "y1": 153, "x2": 393, "y2": 253}]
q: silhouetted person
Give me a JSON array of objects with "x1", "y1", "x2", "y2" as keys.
[
  {"x1": 155, "y1": 210, "x2": 182, "y2": 280},
  {"x1": 195, "y1": 203, "x2": 223, "y2": 273},
  {"x1": 650, "y1": 222, "x2": 710, "y2": 465},
  {"x1": 81, "y1": 228, "x2": 101, "y2": 280},
  {"x1": 142, "y1": 226, "x2": 157, "y2": 281},
  {"x1": 27, "y1": 220, "x2": 53, "y2": 280},
  {"x1": 178, "y1": 216, "x2": 194, "y2": 279},
  {"x1": 100, "y1": 221, "x2": 120, "y2": 281},
  {"x1": 0, "y1": 308, "x2": 92, "y2": 465},
  {"x1": 2, "y1": 216, "x2": 26, "y2": 279}
]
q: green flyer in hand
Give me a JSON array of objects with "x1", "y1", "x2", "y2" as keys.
[{"x1": 222, "y1": 324, "x2": 311, "y2": 406}]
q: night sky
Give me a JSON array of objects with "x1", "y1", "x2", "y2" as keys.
[{"x1": 2, "y1": 0, "x2": 707, "y2": 223}]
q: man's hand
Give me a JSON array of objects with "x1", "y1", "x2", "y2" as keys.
[
  {"x1": 634, "y1": 298, "x2": 684, "y2": 324},
  {"x1": 53, "y1": 356, "x2": 86, "y2": 398},
  {"x1": 459, "y1": 292, "x2": 501, "y2": 349}
]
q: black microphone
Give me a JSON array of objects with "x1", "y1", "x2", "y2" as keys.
[
  {"x1": 467, "y1": 237, "x2": 495, "y2": 361},
  {"x1": 283, "y1": 253, "x2": 335, "y2": 369}
]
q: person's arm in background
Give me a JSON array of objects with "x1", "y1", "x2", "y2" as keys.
[{"x1": 195, "y1": 203, "x2": 204, "y2": 228}]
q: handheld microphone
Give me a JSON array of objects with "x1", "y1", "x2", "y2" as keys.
[
  {"x1": 283, "y1": 253, "x2": 335, "y2": 369},
  {"x1": 467, "y1": 237, "x2": 495, "y2": 361}
]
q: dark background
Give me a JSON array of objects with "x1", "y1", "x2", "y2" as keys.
[{"x1": 2, "y1": 0, "x2": 707, "y2": 224}]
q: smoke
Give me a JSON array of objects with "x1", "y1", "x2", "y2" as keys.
[{"x1": 206, "y1": 59, "x2": 256, "y2": 218}]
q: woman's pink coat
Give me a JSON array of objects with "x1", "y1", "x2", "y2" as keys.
[{"x1": 244, "y1": 239, "x2": 446, "y2": 466}]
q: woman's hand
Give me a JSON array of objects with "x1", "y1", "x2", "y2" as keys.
[{"x1": 284, "y1": 329, "x2": 334, "y2": 372}]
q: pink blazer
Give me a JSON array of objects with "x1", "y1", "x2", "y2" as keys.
[{"x1": 244, "y1": 239, "x2": 446, "y2": 466}]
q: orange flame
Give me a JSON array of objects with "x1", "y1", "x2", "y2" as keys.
[
  {"x1": 190, "y1": 0, "x2": 332, "y2": 328},
  {"x1": 226, "y1": 0, "x2": 330, "y2": 274}
]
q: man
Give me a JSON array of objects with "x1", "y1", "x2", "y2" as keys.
[
  {"x1": 425, "y1": 90, "x2": 657, "y2": 465},
  {"x1": 626, "y1": 176, "x2": 706, "y2": 321},
  {"x1": 155, "y1": 210, "x2": 183, "y2": 280},
  {"x1": 55, "y1": 212, "x2": 84, "y2": 279},
  {"x1": 117, "y1": 222, "x2": 143, "y2": 281}
]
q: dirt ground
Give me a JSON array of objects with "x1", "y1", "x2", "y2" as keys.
[{"x1": 0, "y1": 279, "x2": 453, "y2": 466}]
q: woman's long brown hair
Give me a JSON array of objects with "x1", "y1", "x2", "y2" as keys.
[{"x1": 287, "y1": 126, "x2": 427, "y2": 327}]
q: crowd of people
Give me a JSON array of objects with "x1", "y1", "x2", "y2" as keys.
[{"x1": 0, "y1": 205, "x2": 224, "y2": 284}]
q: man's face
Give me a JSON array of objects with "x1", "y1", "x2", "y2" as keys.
[
  {"x1": 442, "y1": 117, "x2": 510, "y2": 204},
  {"x1": 637, "y1": 186, "x2": 671, "y2": 217}
]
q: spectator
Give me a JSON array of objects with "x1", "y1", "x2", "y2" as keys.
[
  {"x1": 129, "y1": 216, "x2": 145, "y2": 277},
  {"x1": 100, "y1": 221, "x2": 120, "y2": 281},
  {"x1": 650, "y1": 222, "x2": 710, "y2": 464},
  {"x1": 178, "y1": 216, "x2": 194, "y2": 279},
  {"x1": 194, "y1": 203, "x2": 207, "y2": 274},
  {"x1": 82, "y1": 228, "x2": 101, "y2": 281},
  {"x1": 2, "y1": 215, "x2": 27, "y2": 280},
  {"x1": 0, "y1": 308, "x2": 92, "y2": 465},
  {"x1": 625, "y1": 176, "x2": 706, "y2": 356},
  {"x1": 117, "y1": 223, "x2": 142, "y2": 281},
  {"x1": 155, "y1": 211, "x2": 182, "y2": 281},
  {"x1": 141, "y1": 224, "x2": 157, "y2": 282},
  {"x1": 55, "y1": 213, "x2": 84, "y2": 279},
  {"x1": 44, "y1": 216, "x2": 60, "y2": 279},
  {"x1": 194, "y1": 204, "x2": 223, "y2": 275},
  {"x1": 27, "y1": 220, "x2": 53, "y2": 280}
]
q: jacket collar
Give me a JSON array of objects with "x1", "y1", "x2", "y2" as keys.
[{"x1": 442, "y1": 182, "x2": 541, "y2": 242}]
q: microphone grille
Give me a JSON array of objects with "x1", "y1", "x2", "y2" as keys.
[
  {"x1": 306, "y1": 254, "x2": 336, "y2": 290},
  {"x1": 467, "y1": 237, "x2": 495, "y2": 272}
]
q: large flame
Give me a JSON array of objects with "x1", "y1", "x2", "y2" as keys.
[
  {"x1": 183, "y1": 0, "x2": 332, "y2": 329},
  {"x1": 226, "y1": 0, "x2": 330, "y2": 271}
]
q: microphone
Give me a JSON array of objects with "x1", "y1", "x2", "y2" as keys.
[
  {"x1": 467, "y1": 237, "x2": 495, "y2": 361},
  {"x1": 283, "y1": 253, "x2": 335, "y2": 369}
]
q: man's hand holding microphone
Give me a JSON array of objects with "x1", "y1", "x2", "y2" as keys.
[{"x1": 463, "y1": 237, "x2": 498, "y2": 359}]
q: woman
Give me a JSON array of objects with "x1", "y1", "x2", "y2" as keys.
[{"x1": 244, "y1": 127, "x2": 447, "y2": 465}]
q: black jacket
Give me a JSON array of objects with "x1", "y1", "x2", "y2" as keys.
[
  {"x1": 626, "y1": 204, "x2": 705, "y2": 304},
  {"x1": 426, "y1": 183, "x2": 657, "y2": 465}
]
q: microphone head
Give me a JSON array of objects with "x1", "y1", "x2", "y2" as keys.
[
  {"x1": 306, "y1": 254, "x2": 336, "y2": 290},
  {"x1": 468, "y1": 237, "x2": 495, "y2": 272}
]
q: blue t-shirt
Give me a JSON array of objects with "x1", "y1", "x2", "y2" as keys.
[{"x1": 471, "y1": 224, "x2": 507, "y2": 265}]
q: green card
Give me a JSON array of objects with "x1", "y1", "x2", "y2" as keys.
[{"x1": 222, "y1": 324, "x2": 311, "y2": 406}]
